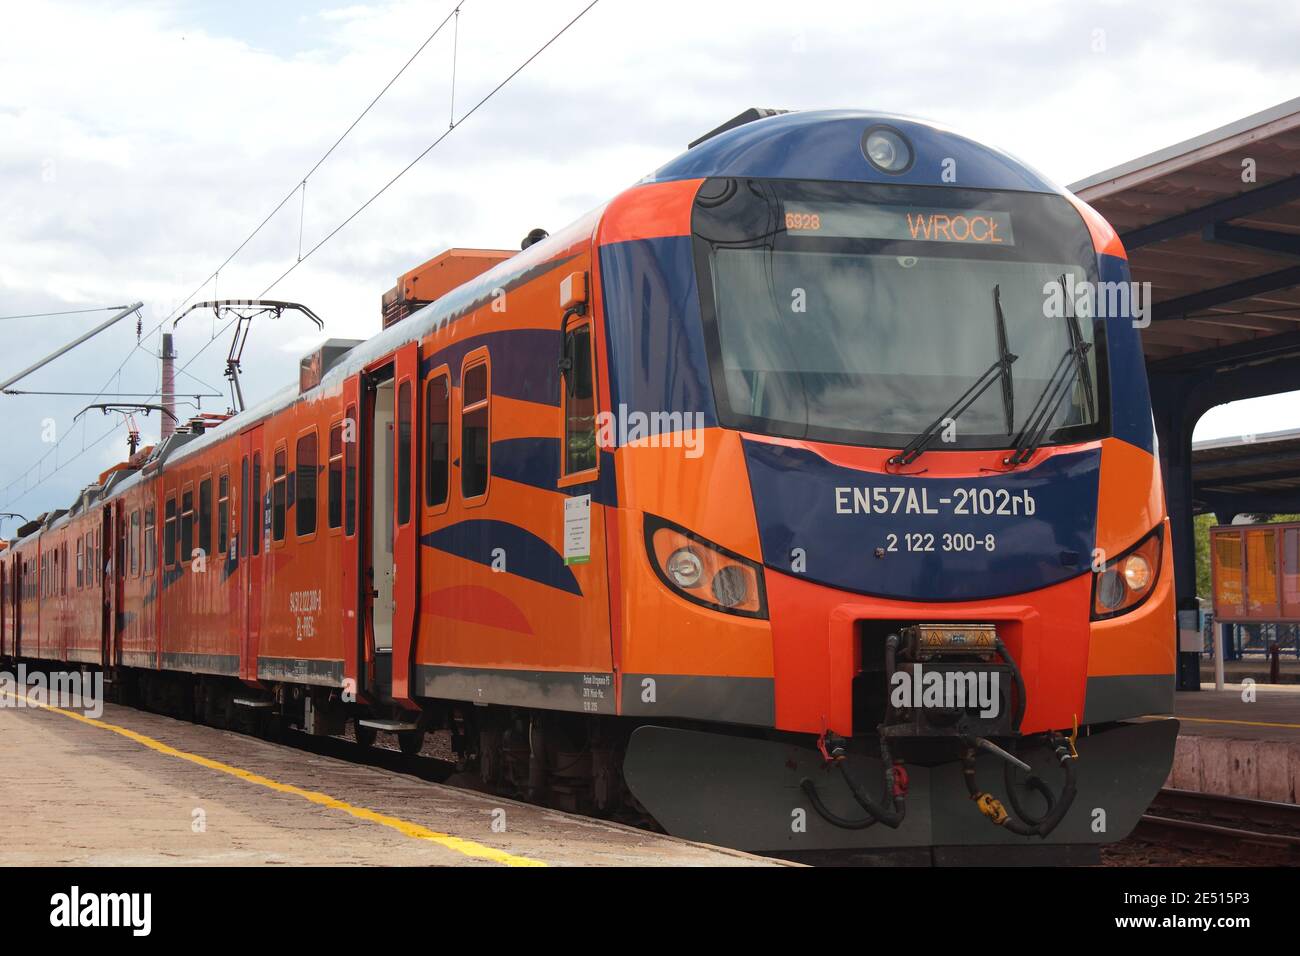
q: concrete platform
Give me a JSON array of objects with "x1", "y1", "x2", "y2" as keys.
[
  {"x1": 1148, "y1": 684, "x2": 1300, "y2": 805},
  {"x1": 0, "y1": 697, "x2": 783, "y2": 867}
]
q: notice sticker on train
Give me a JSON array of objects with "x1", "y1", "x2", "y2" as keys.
[
  {"x1": 564, "y1": 495, "x2": 591, "y2": 565},
  {"x1": 784, "y1": 202, "x2": 1015, "y2": 245}
]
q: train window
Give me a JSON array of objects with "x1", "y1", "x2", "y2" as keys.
[
  {"x1": 397, "y1": 381, "x2": 412, "y2": 526},
  {"x1": 344, "y1": 404, "x2": 356, "y2": 537},
  {"x1": 562, "y1": 323, "x2": 597, "y2": 475},
  {"x1": 144, "y1": 507, "x2": 156, "y2": 573},
  {"x1": 240, "y1": 457, "x2": 249, "y2": 557},
  {"x1": 76, "y1": 537, "x2": 84, "y2": 588},
  {"x1": 252, "y1": 454, "x2": 263, "y2": 555},
  {"x1": 272, "y1": 447, "x2": 286, "y2": 542},
  {"x1": 130, "y1": 511, "x2": 140, "y2": 576},
  {"x1": 198, "y1": 478, "x2": 213, "y2": 557},
  {"x1": 328, "y1": 423, "x2": 343, "y2": 530},
  {"x1": 181, "y1": 488, "x2": 195, "y2": 565},
  {"x1": 164, "y1": 496, "x2": 177, "y2": 568},
  {"x1": 217, "y1": 472, "x2": 229, "y2": 555},
  {"x1": 425, "y1": 374, "x2": 450, "y2": 508},
  {"x1": 296, "y1": 431, "x2": 318, "y2": 537},
  {"x1": 461, "y1": 361, "x2": 489, "y2": 500}
]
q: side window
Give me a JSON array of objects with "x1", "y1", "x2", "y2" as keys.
[
  {"x1": 198, "y1": 477, "x2": 213, "y2": 557},
  {"x1": 76, "y1": 537, "x2": 84, "y2": 588},
  {"x1": 252, "y1": 453, "x2": 263, "y2": 555},
  {"x1": 272, "y1": 446, "x2": 286, "y2": 542},
  {"x1": 344, "y1": 404, "x2": 357, "y2": 537},
  {"x1": 296, "y1": 431, "x2": 318, "y2": 537},
  {"x1": 328, "y1": 423, "x2": 343, "y2": 530},
  {"x1": 144, "y1": 507, "x2": 156, "y2": 573},
  {"x1": 181, "y1": 487, "x2": 195, "y2": 564},
  {"x1": 397, "y1": 381, "x2": 412, "y2": 526},
  {"x1": 217, "y1": 472, "x2": 229, "y2": 555},
  {"x1": 461, "y1": 361, "x2": 489, "y2": 500},
  {"x1": 425, "y1": 374, "x2": 450, "y2": 508},
  {"x1": 164, "y1": 496, "x2": 177, "y2": 567},
  {"x1": 562, "y1": 323, "x2": 597, "y2": 475},
  {"x1": 130, "y1": 511, "x2": 140, "y2": 576}
]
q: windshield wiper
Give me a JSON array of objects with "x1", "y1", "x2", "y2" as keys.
[
  {"x1": 1003, "y1": 273, "x2": 1094, "y2": 467},
  {"x1": 889, "y1": 284, "x2": 1018, "y2": 467}
]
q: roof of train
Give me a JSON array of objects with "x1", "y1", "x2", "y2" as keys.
[{"x1": 648, "y1": 108, "x2": 1064, "y2": 195}]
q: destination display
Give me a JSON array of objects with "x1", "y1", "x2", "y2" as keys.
[{"x1": 783, "y1": 201, "x2": 1016, "y2": 245}]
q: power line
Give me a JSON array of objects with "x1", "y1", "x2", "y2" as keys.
[
  {"x1": 260, "y1": 0, "x2": 602, "y2": 297},
  {"x1": 0, "y1": 420, "x2": 125, "y2": 508},
  {"x1": 0, "y1": 0, "x2": 602, "y2": 509},
  {"x1": 2, "y1": 389, "x2": 220, "y2": 399},
  {"x1": 0, "y1": 305, "x2": 132, "y2": 321},
  {"x1": 160, "y1": 0, "x2": 468, "y2": 334}
]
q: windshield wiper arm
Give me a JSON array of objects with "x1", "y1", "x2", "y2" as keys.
[
  {"x1": 994, "y1": 284, "x2": 1016, "y2": 435},
  {"x1": 1004, "y1": 274, "x2": 1094, "y2": 467},
  {"x1": 889, "y1": 285, "x2": 1018, "y2": 467}
]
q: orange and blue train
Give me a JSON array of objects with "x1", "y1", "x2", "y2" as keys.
[{"x1": 0, "y1": 110, "x2": 1177, "y2": 860}]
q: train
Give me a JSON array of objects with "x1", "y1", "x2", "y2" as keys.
[{"x1": 0, "y1": 109, "x2": 1178, "y2": 862}]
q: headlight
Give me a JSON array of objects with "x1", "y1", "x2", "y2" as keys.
[
  {"x1": 1091, "y1": 526, "x2": 1163, "y2": 620},
  {"x1": 666, "y1": 548, "x2": 703, "y2": 588},
  {"x1": 862, "y1": 125, "x2": 913, "y2": 174},
  {"x1": 645, "y1": 514, "x2": 768, "y2": 619}
]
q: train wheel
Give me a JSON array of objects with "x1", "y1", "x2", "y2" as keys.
[
  {"x1": 398, "y1": 730, "x2": 425, "y2": 756},
  {"x1": 355, "y1": 720, "x2": 377, "y2": 748}
]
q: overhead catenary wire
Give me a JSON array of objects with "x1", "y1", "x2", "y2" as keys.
[
  {"x1": 0, "y1": 5, "x2": 468, "y2": 508},
  {"x1": 0, "y1": 305, "x2": 132, "y2": 322},
  {"x1": 159, "y1": 0, "x2": 468, "y2": 333},
  {"x1": 1, "y1": 0, "x2": 602, "y2": 510},
  {"x1": 260, "y1": 0, "x2": 602, "y2": 297}
]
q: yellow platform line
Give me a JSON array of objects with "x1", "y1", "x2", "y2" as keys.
[
  {"x1": 6, "y1": 693, "x2": 546, "y2": 867},
  {"x1": 1169, "y1": 715, "x2": 1300, "y2": 731}
]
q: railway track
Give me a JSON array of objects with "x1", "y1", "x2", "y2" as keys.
[{"x1": 1133, "y1": 788, "x2": 1300, "y2": 864}]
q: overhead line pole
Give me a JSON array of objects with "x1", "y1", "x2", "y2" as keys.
[{"x1": 0, "y1": 302, "x2": 144, "y2": 393}]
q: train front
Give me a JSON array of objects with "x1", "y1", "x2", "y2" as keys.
[{"x1": 599, "y1": 111, "x2": 1177, "y2": 857}]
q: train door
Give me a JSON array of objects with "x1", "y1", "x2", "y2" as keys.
[
  {"x1": 102, "y1": 504, "x2": 117, "y2": 669},
  {"x1": 364, "y1": 362, "x2": 397, "y2": 701},
  {"x1": 239, "y1": 425, "x2": 265, "y2": 682},
  {"x1": 390, "y1": 343, "x2": 420, "y2": 704},
  {"x1": 340, "y1": 378, "x2": 363, "y2": 698},
  {"x1": 1, "y1": 556, "x2": 8, "y2": 657}
]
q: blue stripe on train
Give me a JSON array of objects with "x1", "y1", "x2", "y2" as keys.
[
  {"x1": 743, "y1": 440, "x2": 1100, "y2": 601},
  {"x1": 491, "y1": 437, "x2": 617, "y2": 507},
  {"x1": 420, "y1": 519, "x2": 582, "y2": 596}
]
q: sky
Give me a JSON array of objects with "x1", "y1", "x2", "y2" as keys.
[{"x1": 2, "y1": 0, "x2": 1300, "y2": 525}]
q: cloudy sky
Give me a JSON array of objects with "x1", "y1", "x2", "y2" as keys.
[{"x1": 2, "y1": 0, "x2": 1299, "y2": 523}]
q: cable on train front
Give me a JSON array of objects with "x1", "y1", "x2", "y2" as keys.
[{"x1": 600, "y1": 110, "x2": 1178, "y2": 858}]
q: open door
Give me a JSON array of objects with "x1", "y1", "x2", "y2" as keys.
[{"x1": 239, "y1": 425, "x2": 265, "y2": 683}]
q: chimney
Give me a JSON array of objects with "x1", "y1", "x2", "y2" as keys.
[{"x1": 160, "y1": 332, "x2": 176, "y2": 441}]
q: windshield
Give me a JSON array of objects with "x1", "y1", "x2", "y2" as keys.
[{"x1": 692, "y1": 178, "x2": 1108, "y2": 450}]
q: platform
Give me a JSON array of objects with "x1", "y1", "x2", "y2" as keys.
[
  {"x1": 1147, "y1": 684, "x2": 1300, "y2": 805},
  {"x1": 0, "y1": 697, "x2": 782, "y2": 867}
]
